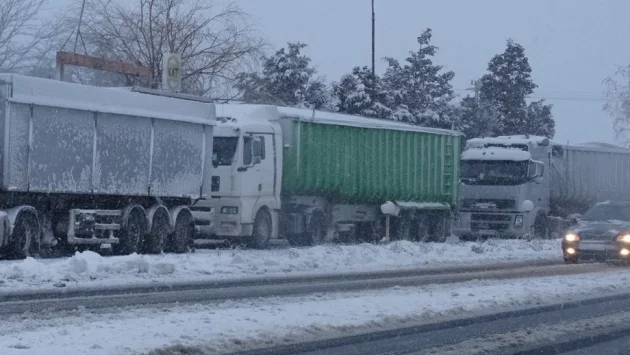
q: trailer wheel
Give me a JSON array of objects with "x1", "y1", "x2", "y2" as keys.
[
  {"x1": 114, "y1": 206, "x2": 146, "y2": 255},
  {"x1": 143, "y1": 207, "x2": 170, "y2": 254},
  {"x1": 4, "y1": 211, "x2": 39, "y2": 260},
  {"x1": 248, "y1": 209, "x2": 271, "y2": 249},
  {"x1": 414, "y1": 215, "x2": 431, "y2": 243},
  {"x1": 167, "y1": 208, "x2": 194, "y2": 254},
  {"x1": 428, "y1": 212, "x2": 448, "y2": 243},
  {"x1": 394, "y1": 213, "x2": 413, "y2": 241}
]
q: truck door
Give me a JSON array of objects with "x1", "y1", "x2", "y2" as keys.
[{"x1": 241, "y1": 134, "x2": 274, "y2": 198}]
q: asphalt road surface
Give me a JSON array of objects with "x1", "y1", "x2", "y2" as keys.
[{"x1": 237, "y1": 292, "x2": 630, "y2": 355}]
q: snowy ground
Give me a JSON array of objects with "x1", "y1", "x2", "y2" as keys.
[
  {"x1": 1, "y1": 267, "x2": 629, "y2": 355},
  {"x1": 0, "y1": 238, "x2": 562, "y2": 292}
]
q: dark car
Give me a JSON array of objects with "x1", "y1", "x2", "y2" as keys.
[{"x1": 562, "y1": 201, "x2": 630, "y2": 264}]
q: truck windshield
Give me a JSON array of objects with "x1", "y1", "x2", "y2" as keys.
[
  {"x1": 461, "y1": 160, "x2": 528, "y2": 185},
  {"x1": 213, "y1": 137, "x2": 238, "y2": 166},
  {"x1": 582, "y1": 204, "x2": 630, "y2": 222}
]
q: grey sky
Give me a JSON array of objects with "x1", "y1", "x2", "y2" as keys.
[{"x1": 49, "y1": 0, "x2": 630, "y2": 145}]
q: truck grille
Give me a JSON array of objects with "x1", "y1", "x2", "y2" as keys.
[
  {"x1": 470, "y1": 213, "x2": 511, "y2": 231},
  {"x1": 462, "y1": 199, "x2": 515, "y2": 209}
]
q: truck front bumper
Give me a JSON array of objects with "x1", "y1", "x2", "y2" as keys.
[{"x1": 454, "y1": 211, "x2": 528, "y2": 239}]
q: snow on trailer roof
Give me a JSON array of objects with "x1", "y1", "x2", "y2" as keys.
[
  {"x1": 467, "y1": 135, "x2": 555, "y2": 147},
  {"x1": 460, "y1": 147, "x2": 532, "y2": 161},
  {"x1": 214, "y1": 103, "x2": 463, "y2": 136},
  {"x1": 569, "y1": 142, "x2": 630, "y2": 154},
  {"x1": 0, "y1": 74, "x2": 215, "y2": 125}
]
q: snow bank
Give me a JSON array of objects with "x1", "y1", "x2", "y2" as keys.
[
  {"x1": 1, "y1": 268, "x2": 628, "y2": 355},
  {"x1": 0, "y1": 239, "x2": 562, "y2": 292}
]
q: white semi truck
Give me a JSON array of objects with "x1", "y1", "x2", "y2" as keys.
[
  {"x1": 192, "y1": 104, "x2": 463, "y2": 247},
  {"x1": 0, "y1": 74, "x2": 216, "y2": 259},
  {"x1": 454, "y1": 135, "x2": 630, "y2": 239}
]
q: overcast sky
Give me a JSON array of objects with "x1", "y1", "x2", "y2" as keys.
[{"x1": 49, "y1": 0, "x2": 630, "y2": 145}]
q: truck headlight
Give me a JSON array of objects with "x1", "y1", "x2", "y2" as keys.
[
  {"x1": 514, "y1": 215, "x2": 523, "y2": 228},
  {"x1": 617, "y1": 234, "x2": 630, "y2": 243},
  {"x1": 565, "y1": 233, "x2": 580, "y2": 242},
  {"x1": 220, "y1": 206, "x2": 239, "y2": 214}
]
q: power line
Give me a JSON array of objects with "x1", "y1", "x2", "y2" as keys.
[{"x1": 454, "y1": 89, "x2": 607, "y2": 102}]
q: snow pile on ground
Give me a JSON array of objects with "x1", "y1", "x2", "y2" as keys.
[
  {"x1": 0, "y1": 238, "x2": 562, "y2": 291},
  {"x1": 0, "y1": 268, "x2": 627, "y2": 355}
]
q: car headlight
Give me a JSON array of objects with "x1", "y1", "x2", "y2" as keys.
[
  {"x1": 565, "y1": 233, "x2": 580, "y2": 242},
  {"x1": 514, "y1": 215, "x2": 524, "y2": 228},
  {"x1": 220, "y1": 206, "x2": 239, "y2": 214},
  {"x1": 617, "y1": 234, "x2": 630, "y2": 243}
]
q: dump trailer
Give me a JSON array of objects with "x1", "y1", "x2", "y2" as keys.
[
  {"x1": 192, "y1": 104, "x2": 462, "y2": 248},
  {"x1": 453, "y1": 135, "x2": 630, "y2": 239},
  {"x1": 0, "y1": 74, "x2": 215, "y2": 259}
]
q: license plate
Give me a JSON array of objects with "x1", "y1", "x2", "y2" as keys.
[{"x1": 479, "y1": 230, "x2": 496, "y2": 235}]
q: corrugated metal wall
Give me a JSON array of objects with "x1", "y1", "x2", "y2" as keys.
[
  {"x1": 282, "y1": 119, "x2": 460, "y2": 205},
  {"x1": 552, "y1": 145, "x2": 630, "y2": 207}
]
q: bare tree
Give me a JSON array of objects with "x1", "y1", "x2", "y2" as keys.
[
  {"x1": 0, "y1": 0, "x2": 61, "y2": 72},
  {"x1": 604, "y1": 66, "x2": 630, "y2": 143},
  {"x1": 63, "y1": 0, "x2": 265, "y2": 97}
]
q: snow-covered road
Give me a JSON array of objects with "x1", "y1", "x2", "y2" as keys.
[
  {"x1": 0, "y1": 239, "x2": 561, "y2": 292},
  {"x1": 1, "y1": 267, "x2": 629, "y2": 355}
]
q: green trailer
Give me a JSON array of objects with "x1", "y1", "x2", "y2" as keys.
[
  {"x1": 281, "y1": 117, "x2": 461, "y2": 207},
  {"x1": 275, "y1": 107, "x2": 462, "y2": 244}
]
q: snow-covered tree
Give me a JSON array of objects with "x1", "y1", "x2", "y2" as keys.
[
  {"x1": 332, "y1": 66, "x2": 390, "y2": 118},
  {"x1": 479, "y1": 39, "x2": 554, "y2": 137},
  {"x1": 235, "y1": 42, "x2": 331, "y2": 109},
  {"x1": 381, "y1": 29, "x2": 455, "y2": 128},
  {"x1": 454, "y1": 96, "x2": 501, "y2": 138},
  {"x1": 525, "y1": 99, "x2": 555, "y2": 137},
  {"x1": 0, "y1": 0, "x2": 62, "y2": 73},
  {"x1": 604, "y1": 65, "x2": 630, "y2": 143}
]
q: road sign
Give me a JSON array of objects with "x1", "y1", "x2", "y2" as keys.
[{"x1": 162, "y1": 53, "x2": 182, "y2": 93}]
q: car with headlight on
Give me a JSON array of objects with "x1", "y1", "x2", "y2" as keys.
[{"x1": 562, "y1": 201, "x2": 630, "y2": 264}]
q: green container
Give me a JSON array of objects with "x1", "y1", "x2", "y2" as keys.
[{"x1": 280, "y1": 114, "x2": 461, "y2": 207}]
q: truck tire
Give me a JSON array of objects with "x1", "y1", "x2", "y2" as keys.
[
  {"x1": 248, "y1": 209, "x2": 272, "y2": 249},
  {"x1": 114, "y1": 206, "x2": 146, "y2": 255},
  {"x1": 414, "y1": 215, "x2": 431, "y2": 243},
  {"x1": 4, "y1": 210, "x2": 39, "y2": 260},
  {"x1": 143, "y1": 207, "x2": 170, "y2": 254},
  {"x1": 394, "y1": 213, "x2": 413, "y2": 241},
  {"x1": 167, "y1": 208, "x2": 194, "y2": 254},
  {"x1": 306, "y1": 212, "x2": 326, "y2": 245},
  {"x1": 428, "y1": 212, "x2": 448, "y2": 243}
]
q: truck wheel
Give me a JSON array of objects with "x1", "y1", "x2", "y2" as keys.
[
  {"x1": 143, "y1": 207, "x2": 170, "y2": 254},
  {"x1": 428, "y1": 212, "x2": 448, "y2": 243},
  {"x1": 4, "y1": 211, "x2": 39, "y2": 260},
  {"x1": 248, "y1": 209, "x2": 271, "y2": 249},
  {"x1": 306, "y1": 213, "x2": 326, "y2": 245},
  {"x1": 114, "y1": 206, "x2": 146, "y2": 255},
  {"x1": 167, "y1": 208, "x2": 193, "y2": 254},
  {"x1": 394, "y1": 213, "x2": 413, "y2": 241},
  {"x1": 414, "y1": 215, "x2": 431, "y2": 243}
]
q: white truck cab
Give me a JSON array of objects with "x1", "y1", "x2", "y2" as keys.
[{"x1": 191, "y1": 106, "x2": 282, "y2": 248}]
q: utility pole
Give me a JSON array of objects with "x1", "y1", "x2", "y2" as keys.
[
  {"x1": 466, "y1": 79, "x2": 481, "y2": 103},
  {"x1": 371, "y1": 0, "x2": 376, "y2": 96}
]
